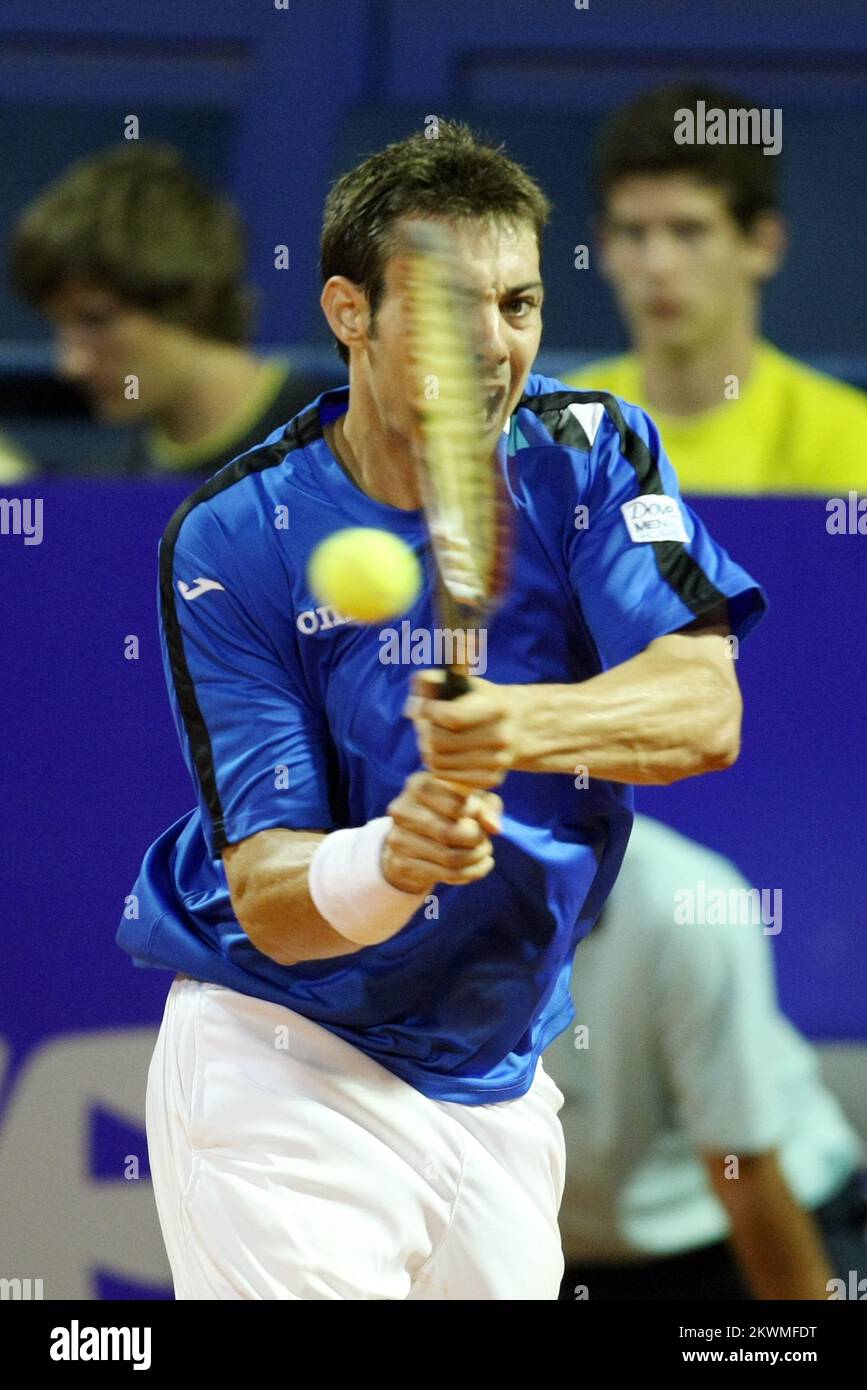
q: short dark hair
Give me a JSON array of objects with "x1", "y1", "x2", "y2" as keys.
[
  {"x1": 10, "y1": 143, "x2": 256, "y2": 343},
  {"x1": 320, "y1": 120, "x2": 551, "y2": 363},
  {"x1": 594, "y1": 83, "x2": 782, "y2": 231}
]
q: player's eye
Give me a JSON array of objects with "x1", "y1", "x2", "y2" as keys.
[
  {"x1": 503, "y1": 297, "x2": 538, "y2": 319},
  {"x1": 672, "y1": 221, "x2": 707, "y2": 241},
  {"x1": 613, "y1": 224, "x2": 645, "y2": 243}
]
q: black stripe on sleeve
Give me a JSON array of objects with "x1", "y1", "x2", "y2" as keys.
[
  {"x1": 519, "y1": 388, "x2": 726, "y2": 620},
  {"x1": 158, "y1": 405, "x2": 323, "y2": 853},
  {"x1": 518, "y1": 389, "x2": 594, "y2": 453}
]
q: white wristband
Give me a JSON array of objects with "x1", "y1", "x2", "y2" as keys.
[{"x1": 308, "y1": 816, "x2": 427, "y2": 946}]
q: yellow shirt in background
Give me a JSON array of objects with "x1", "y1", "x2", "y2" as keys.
[
  {"x1": 0, "y1": 433, "x2": 33, "y2": 483},
  {"x1": 563, "y1": 341, "x2": 867, "y2": 494}
]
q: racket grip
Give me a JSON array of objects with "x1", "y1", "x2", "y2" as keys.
[
  {"x1": 434, "y1": 669, "x2": 493, "y2": 821},
  {"x1": 441, "y1": 668, "x2": 472, "y2": 700}
]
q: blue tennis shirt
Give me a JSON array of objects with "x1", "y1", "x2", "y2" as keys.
[{"x1": 117, "y1": 375, "x2": 767, "y2": 1103}]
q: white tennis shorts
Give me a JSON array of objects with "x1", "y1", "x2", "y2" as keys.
[{"x1": 146, "y1": 974, "x2": 567, "y2": 1300}]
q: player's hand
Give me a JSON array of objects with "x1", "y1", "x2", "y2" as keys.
[
  {"x1": 403, "y1": 670, "x2": 521, "y2": 790},
  {"x1": 382, "y1": 771, "x2": 503, "y2": 895}
]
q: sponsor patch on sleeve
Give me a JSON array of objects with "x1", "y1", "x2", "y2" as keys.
[{"x1": 620, "y1": 495, "x2": 689, "y2": 543}]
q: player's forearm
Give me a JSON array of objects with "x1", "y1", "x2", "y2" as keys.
[
  {"x1": 510, "y1": 640, "x2": 741, "y2": 784},
  {"x1": 223, "y1": 830, "x2": 368, "y2": 966},
  {"x1": 724, "y1": 1193, "x2": 835, "y2": 1300},
  {"x1": 704, "y1": 1151, "x2": 835, "y2": 1299},
  {"x1": 223, "y1": 780, "x2": 497, "y2": 966}
]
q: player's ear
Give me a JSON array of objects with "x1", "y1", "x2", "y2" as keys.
[
  {"x1": 320, "y1": 276, "x2": 368, "y2": 358},
  {"x1": 745, "y1": 210, "x2": 787, "y2": 283}
]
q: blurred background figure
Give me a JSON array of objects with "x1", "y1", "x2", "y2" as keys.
[
  {"x1": 544, "y1": 814, "x2": 867, "y2": 1301},
  {"x1": 0, "y1": 431, "x2": 32, "y2": 482},
  {"x1": 8, "y1": 143, "x2": 339, "y2": 482},
  {"x1": 564, "y1": 84, "x2": 867, "y2": 493}
]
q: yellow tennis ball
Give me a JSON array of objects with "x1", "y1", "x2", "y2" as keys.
[{"x1": 308, "y1": 527, "x2": 422, "y2": 623}]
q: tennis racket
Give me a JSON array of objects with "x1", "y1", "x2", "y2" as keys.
[{"x1": 398, "y1": 220, "x2": 511, "y2": 701}]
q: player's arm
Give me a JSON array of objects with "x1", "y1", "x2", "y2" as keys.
[
  {"x1": 223, "y1": 828, "x2": 345, "y2": 966},
  {"x1": 404, "y1": 602, "x2": 740, "y2": 789},
  {"x1": 402, "y1": 397, "x2": 766, "y2": 790},
  {"x1": 508, "y1": 599, "x2": 741, "y2": 783},
  {"x1": 222, "y1": 775, "x2": 502, "y2": 967},
  {"x1": 701, "y1": 1148, "x2": 835, "y2": 1300},
  {"x1": 405, "y1": 379, "x2": 770, "y2": 792},
  {"x1": 652, "y1": 854, "x2": 834, "y2": 1301}
]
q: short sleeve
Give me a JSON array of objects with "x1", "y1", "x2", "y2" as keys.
[
  {"x1": 654, "y1": 859, "x2": 784, "y2": 1153},
  {"x1": 567, "y1": 398, "x2": 768, "y2": 669},
  {"x1": 159, "y1": 527, "x2": 336, "y2": 859}
]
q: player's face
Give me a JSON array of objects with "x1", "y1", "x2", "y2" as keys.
[
  {"x1": 44, "y1": 280, "x2": 184, "y2": 422},
  {"x1": 370, "y1": 216, "x2": 544, "y2": 446},
  {"x1": 599, "y1": 176, "x2": 780, "y2": 353}
]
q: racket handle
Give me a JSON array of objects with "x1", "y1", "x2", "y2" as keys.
[
  {"x1": 434, "y1": 668, "x2": 494, "y2": 826},
  {"x1": 441, "y1": 668, "x2": 472, "y2": 700}
]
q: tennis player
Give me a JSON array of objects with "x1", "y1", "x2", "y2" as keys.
[{"x1": 118, "y1": 122, "x2": 767, "y2": 1300}]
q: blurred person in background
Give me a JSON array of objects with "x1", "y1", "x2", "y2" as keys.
[
  {"x1": 565, "y1": 84, "x2": 867, "y2": 493},
  {"x1": 0, "y1": 432, "x2": 33, "y2": 482},
  {"x1": 9, "y1": 143, "x2": 338, "y2": 481},
  {"x1": 543, "y1": 813, "x2": 867, "y2": 1301}
]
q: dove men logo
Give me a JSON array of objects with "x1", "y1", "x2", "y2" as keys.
[
  {"x1": 177, "y1": 577, "x2": 226, "y2": 600},
  {"x1": 620, "y1": 496, "x2": 689, "y2": 544}
]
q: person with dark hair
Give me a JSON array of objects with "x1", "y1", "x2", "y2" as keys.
[
  {"x1": 10, "y1": 143, "x2": 338, "y2": 480},
  {"x1": 318, "y1": 121, "x2": 551, "y2": 366},
  {"x1": 118, "y1": 121, "x2": 766, "y2": 1299},
  {"x1": 565, "y1": 84, "x2": 867, "y2": 493}
]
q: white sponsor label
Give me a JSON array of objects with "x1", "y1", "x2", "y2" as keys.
[{"x1": 620, "y1": 495, "x2": 689, "y2": 543}]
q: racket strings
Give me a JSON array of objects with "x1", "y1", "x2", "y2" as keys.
[{"x1": 404, "y1": 238, "x2": 498, "y2": 608}]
